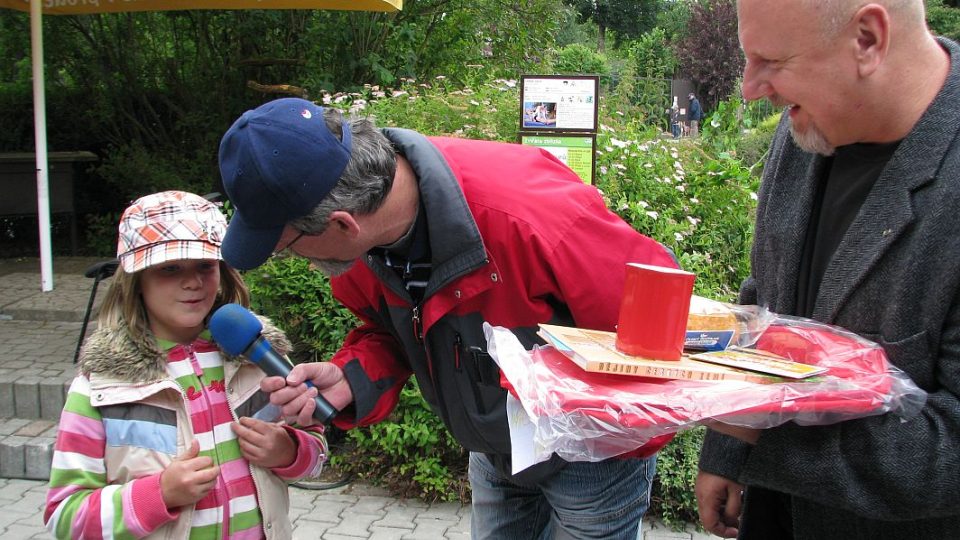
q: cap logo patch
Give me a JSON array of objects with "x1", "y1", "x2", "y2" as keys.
[{"x1": 301, "y1": 109, "x2": 312, "y2": 119}]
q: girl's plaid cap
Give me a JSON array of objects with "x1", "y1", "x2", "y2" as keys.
[{"x1": 117, "y1": 191, "x2": 226, "y2": 273}]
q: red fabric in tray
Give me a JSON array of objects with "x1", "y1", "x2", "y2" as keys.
[{"x1": 501, "y1": 323, "x2": 900, "y2": 430}]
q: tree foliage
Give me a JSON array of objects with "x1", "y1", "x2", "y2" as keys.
[
  {"x1": 927, "y1": 0, "x2": 960, "y2": 41},
  {"x1": 608, "y1": 28, "x2": 677, "y2": 129},
  {"x1": 0, "y1": 0, "x2": 563, "y2": 226},
  {"x1": 564, "y1": 0, "x2": 664, "y2": 51},
  {"x1": 671, "y1": 0, "x2": 743, "y2": 111}
]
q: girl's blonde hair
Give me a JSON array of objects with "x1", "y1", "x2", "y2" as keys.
[{"x1": 96, "y1": 261, "x2": 250, "y2": 343}]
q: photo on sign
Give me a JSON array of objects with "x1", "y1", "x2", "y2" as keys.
[{"x1": 523, "y1": 101, "x2": 558, "y2": 128}]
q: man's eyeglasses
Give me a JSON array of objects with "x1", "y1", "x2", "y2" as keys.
[{"x1": 274, "y1": 230, "x2": 306, "y2": 256}]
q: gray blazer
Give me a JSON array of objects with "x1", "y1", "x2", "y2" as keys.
[{"x1": 699, "y1": 38, "x2": 960, "y2": 539}]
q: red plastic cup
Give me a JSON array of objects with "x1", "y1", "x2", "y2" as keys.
[{"x1": 615, "y1": 263, "x2": 696, "y2": 360}]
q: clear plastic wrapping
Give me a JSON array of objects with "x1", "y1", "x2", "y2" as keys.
[{"x1": 487, "y1": 314, "x2": 927, "y2": 464}]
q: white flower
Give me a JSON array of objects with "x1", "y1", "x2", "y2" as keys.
[
  {"x1": 610, "y1": 138, "x2": 629, "y2": 148},
  {"x1": 690, "y1": 197, "x2": 700, "y2": 204},
  {"x1": 644, "y1": 163, "x2": 653, "y2": 168},
  {"x1": 686, "y1": 216, "x2": 700, "y2": 226},
  {"x1": 646, "y1": 210, "x2": 659, "y2": 220},
  {"x1": 750, "y1": 192, "x2": 759, "y2": 201},
  {"x1": 711, "y1": 118, "x2": 721, "y2": 128},
  {"x1": 676, "y1": 185, "x2": 686, "y2": 192},
  {"x1": 638, "y1": 200, "x2": 650, "y2": 208},
  {"x1": 674, "y1": 232, "x2": 684, "y2": 242}
]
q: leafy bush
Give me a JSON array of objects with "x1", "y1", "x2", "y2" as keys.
[
  {"x1": 701, "y1": 92, "x2": 781, "y2": 173},
  {"x1": 608, "y1": 29, "x2": 677, "y2": 129},
  {"x1": 332, "y1": 380, "x2": 470, "y2": 502},
  {"x1": 737, "y1": 112, "x2": 781, "y2": 172},
  {"x1": 357, "y1": 75, "x2": 521, "y2": 142},
  {"x1": 243, "y1": 256, "x2": 356, "y2": 363},
  {"x1": 927, "y1": 0, "x2": 960, "y2": 41},
  {"x1": 595, "y1": 131, "x2": 758, "y2": 301},
  {"x1": 94, "y1": 145, "x2": 217, "y2": 214},
  {"x1": 552, "y1": 43, "x2": 612, "y2": 83},
  {"x1": 651, "y1": 428, "x2": 705, "y2": 528}
]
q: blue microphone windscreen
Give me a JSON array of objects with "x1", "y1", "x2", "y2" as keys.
[{"x1": 209, "y1": 303, "x2": 263, "y2": 356}]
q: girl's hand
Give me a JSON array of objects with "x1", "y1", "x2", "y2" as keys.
[
  {"x1": 160, "y1": 440, "x2": 220, "y2": 509},
  {"x1": 231, "y1": 416, "x2": 297, "y2": 469}
]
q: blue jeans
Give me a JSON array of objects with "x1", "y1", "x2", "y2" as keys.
[{"x1": 469, "y1": 452, "x2": 656, "y2": 539}]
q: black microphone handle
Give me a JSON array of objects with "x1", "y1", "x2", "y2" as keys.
[{"x1": 245, "y1": 337, "x2": 339, "y2": 425}]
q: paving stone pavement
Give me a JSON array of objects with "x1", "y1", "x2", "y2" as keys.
[
  {"x1": 0, "y1": 477, "x2": 717, "y2": 540},
  {"x1": 0, "y1": 259, "x2": 720, "y2": 539}
]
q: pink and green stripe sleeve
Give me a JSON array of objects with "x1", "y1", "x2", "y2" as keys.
[
  {"x1": 45, "y1": 376, "x2": 178, "y2": 539},
  {"x1": 272, "y1": 425, "x2": 327, "y2": 481}
]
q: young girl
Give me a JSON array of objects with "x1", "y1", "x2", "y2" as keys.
[{"x1": 45, "y1": 191, "x2": 327, "y2": 539}]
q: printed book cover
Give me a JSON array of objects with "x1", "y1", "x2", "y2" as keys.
[
  {"x1": 690, "y1": 347, "x2": 827, "y2": 379},
  {"x1": 538, "y1": 324, "x2": 780, "y2": 384}
]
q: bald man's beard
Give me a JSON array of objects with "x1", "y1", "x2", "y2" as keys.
[{"x1": 789, "y1": 116, "x2": 835, "y2": 157}]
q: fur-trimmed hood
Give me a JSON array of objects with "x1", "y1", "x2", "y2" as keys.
[{"x1": 78, "y1": 315, "x2": 293, "y2": 383}]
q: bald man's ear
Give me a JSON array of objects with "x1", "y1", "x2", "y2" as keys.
[
  {"x1": 329, "y1": 211, "x2": 361, "y2": 238},
  {"x1": 853, "y1": 4, "x2": 890, "y2": 77}
]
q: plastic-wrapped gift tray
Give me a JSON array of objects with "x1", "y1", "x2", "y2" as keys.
[{"x1": 487, "y1": 317, "x2": 926, "y2": 462}]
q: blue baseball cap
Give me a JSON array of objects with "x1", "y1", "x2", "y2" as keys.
[{"x1": 218, "y1": 98, "x2": 352, "y2": 270}]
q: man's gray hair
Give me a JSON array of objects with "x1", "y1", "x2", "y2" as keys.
[
  {"x1": 290, "y1": 109, "x2": 396, "y2": 234},
  {"x1": 802, "y1": 0, "x2": 926, "y2": 38}
]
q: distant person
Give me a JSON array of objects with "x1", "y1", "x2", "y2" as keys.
[
  {"x1": 217, "y1": 97, "x2": 680, "y2": 538},
  {"x1": 670, "y1": 96, "x2": 681, "y2": 138},
  {"x1": 695, "y1": 1, "x2": 960, "y2": 539},
  {"x1": 688, "y1": 92, "x2": 703, "y2": 137},
  {"x1": 44, "y1": 191, "x2": 327, "y2": 539}
]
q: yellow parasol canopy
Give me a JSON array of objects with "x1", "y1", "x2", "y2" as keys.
[{"x1": 0, "y1": 0, "x2": 401, "y2": 15}]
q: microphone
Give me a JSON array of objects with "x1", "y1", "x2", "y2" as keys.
[{"x1": 209, "y1": 303, "x2": 338, "y2": 425}]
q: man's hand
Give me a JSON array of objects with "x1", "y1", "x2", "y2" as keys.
[
  {"x1": 702, "y1": 420, "x2": 761, "y2": 445},
  {"x1": 695, "y1": 470, "x2": 744, "y2": 538},
  {"x1": 160, "y1": 440, "x2": 220, "y2": 509},
  {"x1": 260, "y1": 362, "x2": 353, "y2": 426},
  {"x1": 231, "y1": 416, "x2": 298, "y2": 469}
]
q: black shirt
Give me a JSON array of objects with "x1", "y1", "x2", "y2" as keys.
[
  {"x1": 378, "y1": 202, "x2": 431, "y2": 304},
  {"x1": 796, "y1": 141, "x2": 901, "y2": 318}
]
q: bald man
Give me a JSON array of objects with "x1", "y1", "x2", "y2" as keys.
[{"x1": 695, "y1": 1, "x2": 960, "y2": 538}]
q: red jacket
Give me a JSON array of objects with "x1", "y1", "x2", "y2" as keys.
[{"x1": 329, "y1": 129, "x2": 678, "y2": 479}]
